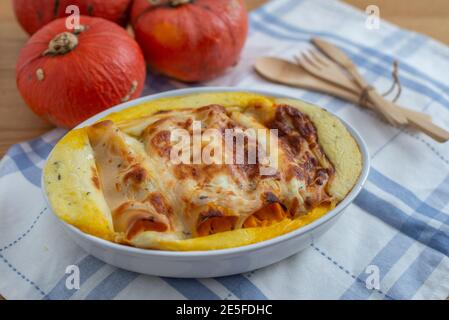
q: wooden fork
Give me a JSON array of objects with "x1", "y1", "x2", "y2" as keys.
[
  {"x1": 255, "y1": 56, "x2": 449, "y2": 142},
  {"x1": 294, "y1": 50, "x2": 430, "y2": 121},
  {"x1": 295, "y1": 49, "x2": 408, "y2": 126},
  {"x1": 295, "y1": 51, "x2": 359, "y2": 95}
]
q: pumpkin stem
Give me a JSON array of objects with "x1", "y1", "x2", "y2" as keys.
[{"x1": 43, "y1": 31, "x2": 79, "y2": 56}]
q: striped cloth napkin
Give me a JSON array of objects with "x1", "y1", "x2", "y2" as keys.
[{"x1": 1, "y1": 0, "x2": 449, "y2": 300}]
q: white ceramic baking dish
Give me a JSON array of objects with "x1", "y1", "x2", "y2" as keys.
[{"x1": 42, "y1": 87, "x2": 370, "y2": 278}]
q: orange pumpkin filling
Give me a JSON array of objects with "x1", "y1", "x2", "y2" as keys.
[
  {"x1": 196, "y1": 203, "x2": 289, "y2": 237},
  {"x1": 126, "y1": 219, "x2": 169, "y2": 240},
  {"x1": 243, "y1": 203, "x2": 288, "y2": 228},
  {"x1": 197, "y1": 216, "x2": 239, "y2": 237}
]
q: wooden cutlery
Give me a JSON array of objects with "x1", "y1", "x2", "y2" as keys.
[
  {"x1": 254, "y1": 38, "x2": 449, "y2": 143},
  {"x1": 311, "y1": 38, "x2": 408, "y2": 126}
]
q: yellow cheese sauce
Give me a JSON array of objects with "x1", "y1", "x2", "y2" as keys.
[{"x1": 102, "y1": 92, "x2": 274, "y2": 123}]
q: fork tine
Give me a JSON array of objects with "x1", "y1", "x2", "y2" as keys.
[
  {"x1": 293, "y1": 54, "x2": 301, "y2": 64},
  {"x1": 309, "y1": 50, "x2": 332, "y2": 67},
  {"x1": 295, "y1": 53, "x2": 321, "y2": 76},
  {"x1": 294, "y1": 53, "x2": 313, "y2": 71},
  {"x1": 294, "y1": 54, "x2": 307, "y2": 68},
  {"x1": 301, "y1": 52, "x2": 323, "y2": 70}
]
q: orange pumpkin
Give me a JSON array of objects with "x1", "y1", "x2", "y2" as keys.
[
  {"x1": 131, "y1": 0, "x2": 248, "y2": 82},
  {"x1": 16, "y1": 16, "x2": 146, "y2": 128},
  {"x1": 13, "y1": 0, "x2": 133, "y2": 35}
]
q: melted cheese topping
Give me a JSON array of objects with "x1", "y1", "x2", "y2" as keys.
[
  {"x1": 44, "y1": 92, "x2": 363, "y2": 251},
  {"x1": 86, "y1": 104, "x2": 335, "y2": 244}
]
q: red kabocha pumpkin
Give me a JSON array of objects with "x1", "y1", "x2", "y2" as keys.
[
  {"x1": 131, "y1": 0, "x2": 248, "y2": 82},
  {"x1": 16, "y1": 16, "x2": 146, "y2": 128},
  {"x1": 13, "y1": 0, "x2": 133, "y2": 35}
]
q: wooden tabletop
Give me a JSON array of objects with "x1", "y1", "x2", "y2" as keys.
[{"x1": 1, "y1": 0, "x2": 449, "y2": 157}]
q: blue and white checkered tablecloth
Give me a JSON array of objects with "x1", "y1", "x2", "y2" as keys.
[{"x1": 1, "y1": 0, "x2": 449, "y2": 300}]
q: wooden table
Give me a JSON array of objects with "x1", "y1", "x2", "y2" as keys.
[
  {"x1": 1, "y1": 0, "x2": 449, "y2": 157},
  {"x1": 1, "y1": 0, "x2": 449, "y2": 301}
]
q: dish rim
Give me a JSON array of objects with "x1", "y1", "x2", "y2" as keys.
[{"x1": 41, "y1": 86, "x2": 370, "y2": 258}]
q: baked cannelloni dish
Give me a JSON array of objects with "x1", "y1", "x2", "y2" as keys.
[{"x1": 43, "y1": 92, "x2": 362, "y2": 251}]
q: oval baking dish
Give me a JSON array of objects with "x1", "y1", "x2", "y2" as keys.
[{"x1": 42, "y1": 87, "x2": 370, "y2": 278}]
